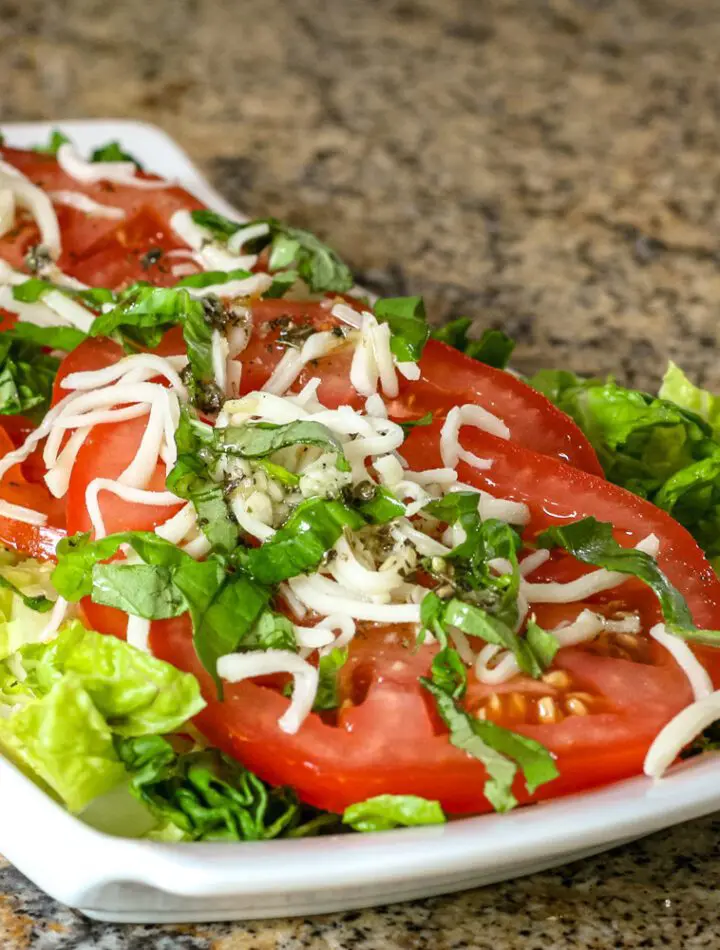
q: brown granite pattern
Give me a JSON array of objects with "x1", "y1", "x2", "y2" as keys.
[
  {"x1": 2, "y1": 0, "x2": 720, "y2": 944},
  {"x1": 3, "y1": 0, "x2": 720, "y2": 388}
]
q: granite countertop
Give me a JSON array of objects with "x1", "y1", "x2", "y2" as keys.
[{"x1": 1, "y1": 0, "x2": 720, "y2": 945}]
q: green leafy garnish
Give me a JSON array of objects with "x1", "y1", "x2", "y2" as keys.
[
  {"x1": 537, "y1": 516, "x2": 720, "y2": 645},
  {"x1": 343, "y1": 794, "x2": 445, "y2": 832},
  {"x1": 8, "y1": 322, "x2": 87, "y2": 353},
  {"x1": 220, "y1": 420, "x2": 349, "y2": 468},
  {"x1": 175, "y1": 268, "x2": 251, "y2": 290},
  {"x1": 432, "y1": 319, "x2": 515, "y2": 369},
  {"x1": 52, "y1": 532, "x2": 270, "y2": 687},
  {"x1": 373, "y1": 296, "x2": 430, "y2": 363},
  {"x1": 91, "y1": 141, "x2": 142, "y2": 167},
  {"x1": 240, "y1": 498, "x2": 365, "y2": 584},
  {"x1": 313, "y1": 647, "x2": 348, "y2": 711},
  {"x1": 116, "y1": 736, "x2": 336, "y2": 841},
  {"x1": 165, "y1": 408, "x2": 238, "y2": 553},
  {"x1": 0, "y1": 336, "x2": 60, "y2": 416},
  {"x1": 34, "y1": 129, "x2": 70, "y2": 156},
  {"x1": 90, "y1": 285, "x2": 220, "y2": 412},
  {"x1": 190, "y1": 211, "x2": 354, "y2": 294},
  {"x1": 421, "y1": 679, "x2": 558, "y2": 812},
  {"x1": 424, "y1": 494, "x2": 523, "y2": 626}
]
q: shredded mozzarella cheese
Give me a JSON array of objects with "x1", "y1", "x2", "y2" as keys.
[
  {"x1": 523, "y1": 535, "x2": 660, "y2": 603},
  {"x1": 217, "y1": 650, "x2": 319, "y2": 734},
  {"x1": 126, "y1": 616, "x2": 151, "y2": 653},
  {"x1": 644, "y1": 688, "x2": 720, "y2": 779},
  {"x1": 85, "y1": 479, "x2": 180, "y2": 539},
  {"x1": 289, "y1": 574, "x2": 423, "y2": 623},
  {"x1": 440, "y1": 404, "x2": 508, "y2": 470},
  {"x1": 49, "y1": 190, "x2": 125, "y2": 219},
  {"x1": 0, "y1": 163, "x2": 61, "y2": 257},
  {"x1": 56, "y1": 143, "x2": 169, "y2": 189},
  {"x1": 648, "y1": 623, "x2": 713, "y2": 702}
]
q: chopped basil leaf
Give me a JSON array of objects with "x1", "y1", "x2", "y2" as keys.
[
  {"x1": 90, "y1": 286, "x2": 218, "y2": 412},
  {"x1": 90, "y1": 284, "x2": 183, "y2": 349},
  {"x1": 220, "y1": 420, "x2": 348, "y2": 470},
  {"x1": 525, "y1": 618, "x2": 560, "y2": 670},
  {"x1": 421, "y1": 679, "x2": 558, "y2": 812},
  {"x1": 243, "y1": 611, "x2": 297, "y2": 652},
  {"x1": 0, "y1": 335, "x2": 59, "y2": 417},
  {"x1": 175, "y1": 268, "x2": 251, "y2": 289},
  {"x1": 34, "y1": 129, "x2": 70, "y2": 156},
  {"x1": 468, "y1": 329, "x2": 515, "y2": 369},
  {"x1": 91, "y1": 141, "x2": 142, "y2": 167},
  {"x1": 53, "y1": 531, "x2": 271, "y2": 689},
  {"x1": 351, "y1": 484, "x2": 406, "y2": 524},
  {"x1": 429, "y1": 644, "x2": 468, "y2": 700},
  {"x1": 264, "y1": 269, "x2": 299, "y2": 299},
  {"x1": 374, "y1": 296, "x2": 429, "y2": 363},
  {"x1": 190, "y1": 211, "x2": 353, "y2": 294},
  {"x1": 313, "y1": 647, "x2": 348, "y2": 711},
  {"x1": 537, "y1": 517, "x2": 720, "y2": 646},
  {"x1": 166, "y1": 408, "x2": 238, "y2": 553},
  {"x1": 255, "y1": 458, "x2": 300, "y2": 486},
  {"x1": 12, "y1": 278, "x2": 54, "y2": 303},
  {"x1": 239, "y1": 498, "x2": 365, "y2": 584},
  {"x1": 189, "y1": 209, "x2": 241, "y2": 240},
  {"x1": 343, "y1": 794, "x2": 445, "y2": 832},
  {"x1": 425, "y1": 494, "x2": 522, "y2": 626},
  {"x1": 432, "y1": 319, "x2": 515, "y2": 369},
  {"x1": 399, "y1": 411, "x2": 433, "y2": 434},
  {"x1": 172, "y1": 558, "x2": 269, "y2": 691},
  {"x1": 13, "y1": 277, "x2": 116, "y2": 315},
  {"x1": 9, "y1": 322, "x2": 87, "y2": 353},
  {"x1": 91, "y1": 563, "x2": 187, "y2": 619},
  {"x1": 442, "y1": 598, "x2": 554, "y2": 678}
]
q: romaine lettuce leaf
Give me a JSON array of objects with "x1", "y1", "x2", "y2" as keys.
[
  {"x1": 343, "y1": 794, "x2": 445, "y2": 832},
  {"x1": 0, "y1": 556, "x2": 57, "y2": 660},
  {"x1": 17, "y1": 621, "x2": 205, "y2": 736},
  {"x1": 529, "y1": 367, "x2": 720, "y2": 557},
  {"x1": 659, "y1": 362, "x2": 720, "y2": 438},
  {"x1": 0, "y1": 674, "x2": 126, "y2": 813}
]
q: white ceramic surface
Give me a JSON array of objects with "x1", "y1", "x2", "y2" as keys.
[{"x1": 0, "y1": 119, "x2": 719, "y2": 924}]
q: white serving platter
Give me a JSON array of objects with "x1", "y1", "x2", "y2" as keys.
[{"x1": 0, "y1": 119, "x2": 719, "y2": 924}]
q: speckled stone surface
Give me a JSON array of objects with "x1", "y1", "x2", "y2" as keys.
[{"x1": 2, "y1": 0, "x2": 720, "y2": 945}]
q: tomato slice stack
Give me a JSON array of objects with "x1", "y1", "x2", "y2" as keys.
[{"x1": 1, "y1": 144, "x2": 719, "y2": 817}]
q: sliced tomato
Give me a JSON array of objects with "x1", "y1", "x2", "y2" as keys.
[
  {"x1": 240, "y1": 300, "x2": 602, "y2": 474},
  {"x1": 65, "y1": 413, "x2": 182, "y2": 537},
  {"x1": 0, "y1": 421, "x2": 65, "y2": 559},
  {"x1": 147, "y1": 428, "x2": 720, "y2": 816},
  {"x1": 68, "y1": 207, "x2": 194, "y2": 290},
  {"x1": 0, "y1": 146, "x2": 202, "y2": 286},
  {"x1": 52, "y1": 337, "x2": 124, "y2": 406}
]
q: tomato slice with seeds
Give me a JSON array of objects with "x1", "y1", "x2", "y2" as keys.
[{"x1": 149, "y1": 430, "x2": 720, "y2": 816}]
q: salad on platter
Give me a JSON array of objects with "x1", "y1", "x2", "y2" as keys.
[{"x1": 0, "y1": 128, "x2": 718, "y2": 842}]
